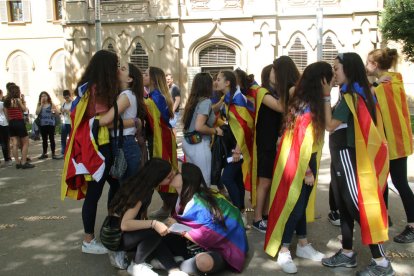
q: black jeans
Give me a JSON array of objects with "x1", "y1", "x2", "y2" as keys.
[
  {"x1": 39, "y1": 125, "x2": 56, "y2": 155},
  {"x1": 122, "y1": 229, "x2": 177, "y2": 270},
  {"x1": 82, "y1": 144, "x2": 119, "y2": 234},
  {"x1": 0, "y1": 125, "x2": 11, "y2": 161},
  {"x1": 221, "y1": 160, "x2": 244, "y2": 210}
]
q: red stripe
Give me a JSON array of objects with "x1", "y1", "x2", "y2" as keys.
[
  {"x1": 357, "y1": 179, "x2": 373, "y2": 244},
  {"x1": 356, "y1": 98, "x2": 371, "y2": 145},
  {"x1": 229, "y1": 105, "x2": 254, "y2": 160},
  {"x1": 399, "y1": 86, "x2": 413, "y2": 151},
  {"x1": 265, "y1": 114, "x2": 311, "y2": 246},
  {"x1": 383, "y1": 83, "x2": 405, "y2": 156}
]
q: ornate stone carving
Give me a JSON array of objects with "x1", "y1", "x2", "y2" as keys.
[
  {"x1": 101, "y1": 1, "x2": 149, "y2": 16},
  {"x1": 190, "y1": 0, "x2": 242, "y2": 10},
  {"x1": 287, "y1": 0, "x2": 338, "y2": 6}
]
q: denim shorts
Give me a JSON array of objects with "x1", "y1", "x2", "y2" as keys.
[{"x1": 111, "y1": 135, "x2": 141, "y2": 182}]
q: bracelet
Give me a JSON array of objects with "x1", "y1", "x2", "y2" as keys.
[{"x1": 323, "y1": 96, "x2": 331, "y2": 103}]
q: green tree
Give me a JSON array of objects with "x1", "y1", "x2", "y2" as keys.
[{"x1": 380, "y1": 0, "x2": 414, "y2": 62}]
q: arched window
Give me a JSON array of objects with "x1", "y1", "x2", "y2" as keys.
[
  {"x1": 130, "y1": 42, "x2": 148, "y2": 71},
  {"x1": 322, "y1": 36, "x2": 338, "y2": 66},
  {"x1": 9, "y1": 54, "x2": 30, "y2": 96},
  {"x1": 51, "y1": 51, "x2": 65, "y2": 96},
  {"x1": 107, "y1": 43, "x2": 116, "y2": 53},
  {"x1": 198, "y1": 44, "x2": 236, "y2": 75},
  {"x1": 288, "y1": 37, "x2": 307, "y2": 72}
]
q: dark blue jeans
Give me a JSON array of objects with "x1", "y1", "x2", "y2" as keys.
[
  {"x1": 111, "y1": 135, "x2": 142, "y2": 182},
  {"x1": 61, "y1": 124, "x2": 71, "y2": 155},
  {"x1": 221, "y1": 160, "x2": 244, "y2": 210}
]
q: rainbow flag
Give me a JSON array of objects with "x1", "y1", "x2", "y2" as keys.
[
  {"x1": 224, "y1": 89, "x2": 255, "y2": 192},
  {"x1": 145, "y1": 89, "x2": 177, "y2": 193},
  {"x1": 374, "y1": 72, "x2": 413, "y2": 160},
  {"x1": 173, "y1": 193, "x2": 248, "y2": 272},
  {"x1": 61, "y1": 83, "x2": 106, "y2": 200},
  {"x1": 246, "y1": 84, "x2": 270, "y2": 207},
  {"x1": 264, "y1": 109, "x2": 315, "y2": 257},
  {"x1": 343, "y1": 83, "x2": 389, "y2": 244}
]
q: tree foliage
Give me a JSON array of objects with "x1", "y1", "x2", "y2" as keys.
[{"x1": 380, "y1": 0, "x2": 414, "y2": 62}]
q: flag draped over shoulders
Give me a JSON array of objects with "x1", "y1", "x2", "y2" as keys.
[
  {"x1": 246, "y1": 84, "x2": 269, "y2": 207},
  {"x1": 61, "y1": 83, "x2": 106, "y2": 200},
  {"x1": 174, "y1": 193, "x2": 248, "y2": 272},
  {"x1": 264, "y1": 109, "x2": 314, "y2": 257},
  {"x1": 343, "y1": 84, "x2": 389, "y2": 245},
  {"x1": 374, "y1": 72, "x2": 413, "y2": 160},
  {"x1": 224, "y1": 89, "x2": 255, "y2": 192},
  {"x1": 145, "y1": 89, "x2": 177, "y2": 193}
]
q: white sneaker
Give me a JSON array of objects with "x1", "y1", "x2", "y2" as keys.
[
  {"x1": 149, "y1": 207, "x2": 170, "y2": 219},
  {"x1": 82, "y1": 238, "x2": 108, "y2": 254},
  {"x1": 277, "y1": 251, "x2": 297, "y2": 274},
  {"x1": 168, "y1": 271, "x2": 188, "y2": 276},
  {"x1": 108, "y1": 250, "x2": 128, "y2": 269},
  {"x1": 296, "y1": 243, "x2": 325, "y2": 262},
  {"x1": 6, "y1": 160, "x2": 13, "y2": 167},
  {"x1": 150, "y1": 256, "x2": 185, "y2": 270},
  {"x1": 127, "y1": 262, "x2": 159, "y2": 276}
]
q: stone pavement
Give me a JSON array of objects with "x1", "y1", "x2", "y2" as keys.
[{"x1": 0, "y1": 134, "x2": 414, "y2": 276}]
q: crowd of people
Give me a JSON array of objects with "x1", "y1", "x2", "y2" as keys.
[{"x1": 1, "y1": 47, "x2": 413, "y2": 276}]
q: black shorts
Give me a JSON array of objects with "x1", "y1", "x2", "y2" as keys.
[
  {"x1": 257, "y1": 149, "x2": 276, "y2": 179},
  {"x1": 9, "y1": 119, "x2": 28, "y2": 138}
]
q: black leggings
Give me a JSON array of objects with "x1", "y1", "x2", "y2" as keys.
[
  {"x1": 82, "y1": 144, "x2": 119, "y2": 234},
  {"x1": 122, "y1": 229, "x2": 178, "y2": 270},
  {"x1": 0, "y1": 125, "x2": 11, "y2": 161},
  {"x1": 39, "y1": 125, "x2": 55, "y2": 154},
  {"x1": 382, "y1": 157, "x2": 414, "y2": 223},
  {"x1": 331, "y1": 148, "x2": 386, "y2": 259}
]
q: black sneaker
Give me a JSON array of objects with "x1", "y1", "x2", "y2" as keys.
[
  {"x1": 393, "y1": 225, "x2": 414, "y2": 243},
  {"x1": 22, "y1": 162, "x2": 35, "y2": 169},
  {"x1": 52, "y1": 154, "x2": 63, "y2": 160},
  {"x1": 356, "y1": 259, "x2": 395, "y2": 276},
  {"x1": 16, "y1": 163, "x2": 22, "y2": 169},
  {"x1": 322, "y1": 249, "x2": 357, "y2": 268},
  {"x1": 252, "y1": 219, "x2": 267, "y2": 233},
  {"x1": 38, "y1": 154, "x2": 48, "y2": 160},
  {"x1": 328, "y1": 210, "x2": 341, "y2": 226}
]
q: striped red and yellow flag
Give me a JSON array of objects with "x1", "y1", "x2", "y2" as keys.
[
  {"x1": 226, "y1": 90, "x2": 255, "y2": 192},
  {"x1": 145, "y1": 91, "x2": 177, "y2": 193},
  {"x1": 374, "y1": 72, "x2": 413, "y2": 160},
  {"x1": 264, "y1": 110, "x2": 314, "y2": 257},
  {"x1": 246, "y1": 84, "x2": 269, "y2": 206},
  {"x1": 344, "y1": 93, "x2": 389, "y2": 244}
]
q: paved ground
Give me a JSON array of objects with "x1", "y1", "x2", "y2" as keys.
[{"x1": 0, "y1": 133, "x2": 414, "y2": 276}]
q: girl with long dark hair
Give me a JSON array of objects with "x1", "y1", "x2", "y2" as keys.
[
  {"x1": 36, "y1": 91, "x2": 59, "y2": 159},
  {"x1": 322, "y1": 52, "x2": 394, "y2": 275},
  {"x1": 264, "y1": 61, "x2": 331, "y2": 274},
  {"x1": 181, "y1": 72, "x2": 224, "y2": 187}
]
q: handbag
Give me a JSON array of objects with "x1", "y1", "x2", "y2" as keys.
[
  {"x1": 34, "y1": 113, "x2": 41, "y2": 126},
  {"x1": 109, "y1": 101, "x2": 127, "y2": 179},
  {"x1": 183, "y1": 131, "x2": 202, "y2": 144},
  {"x1": 100, "y1": 215, "x2": 122, "y2": 251}
]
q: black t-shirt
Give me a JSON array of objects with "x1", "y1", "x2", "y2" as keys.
[
  {"x1": 170, "y1": 84, "x2": 181, "y2": 112},
  {"x1": 256, "y1": 103, "x2": 282, "y2": 152}
]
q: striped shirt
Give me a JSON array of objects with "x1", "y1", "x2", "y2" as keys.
[{"x1": 7, "y1": 106, "x2": 23, "y2": 120}]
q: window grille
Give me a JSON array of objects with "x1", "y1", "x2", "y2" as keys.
[
  {"x1": 10, "y1": 54, "x2": 30, "y2": 96},
  {"x1": 9, "y1": 1, "x2": 23, "y2": 22},
  {"x1": 130, "y1": 42, "x2": 148, "y2": 71},
  {"x1": 288, "y1": 37, "x2": 307, "y2": 72},
  {"x1": 199, "y1": 44, "x2": 236, "y2": 66},
  {"x1": 322, "y1": 36, "x2": 338, "y2": 66}
]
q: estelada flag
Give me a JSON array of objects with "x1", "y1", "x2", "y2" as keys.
[
  {"x1": 61, "y1": 83, "x2": 106, "y2": 200},
  {"x1": 246, "y1": 83, "x2": 270, "y2": 206},
  {"x1": 145, "y1": 89, "x2": 177, "y2": 193},
  {"x1": 343, "y1": 83, "x2": 389, "y2": 245},
  {"x1": 224, "y1": 88, "x2": 255, "y2": 192},
  {"x1": 374, "y1": 72, "x2": 413, "y2": 160},
  {"x1": 264, "y1": 108, "x2": 315, "y2": 257}
]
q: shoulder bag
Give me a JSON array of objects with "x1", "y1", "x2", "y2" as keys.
[{"x1": 109, "y1": 101, "x2": 127, "y2": 179}]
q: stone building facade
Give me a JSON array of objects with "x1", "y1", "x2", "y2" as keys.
[{"x1": 1, "y1": 0, "x2": 413, "y2": 111}]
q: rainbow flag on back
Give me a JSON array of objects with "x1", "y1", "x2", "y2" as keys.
[
  {"x1": 264, "y1": 108, "x2": 315, "y2": 257},
  {"x1": 343, "y1": 83, "x2": 389, "y2": 244},
  {"x1": 145, "y1": 89, "x2": 177, "y2": 193},
  {"x1": 374, "y1": 72, "x2": 413, "y2": 160},
  {"x1": 173, "y1": 193, "x2": 248, "y2": 272},
  {"x1": 224, "y1": 89, "x2": 255, "y2": 192}
]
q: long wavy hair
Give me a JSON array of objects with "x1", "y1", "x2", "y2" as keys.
[
  {"x1": 109, "y1": 158, "x2": 172, "y2": 218},
  {"x1": 128, "y1": 63, "x2": 146, "y2": 121},
  {"x1": 261, "y1": 64, "x2": 274, "y2": 94},
  {"x1": 219, "y1": 71, "x2": 237, "y2": 105},
  {"x1": 273, "y1": 56, "x2": 300, "y2": 114},
  {"x1": 182, "y1": 72, "x2": 213, "y2": 130},
  {"x1": 37, "y1": 91, "x2": 53, "y2": 105},
  {"x1": 3, "y1": 85, "x2": 21, "y2": 108},
  {"x1": 75, "y1": 50, "x2": 119, "y2": 107},
  {"x1": 285, "y1": 62, "x2": 333, "y2": 141},
  {"x1": 179, "y1": 163, "x2": 226, "y2": 228},
  {"x1": 234, "y1": 68, "x2": 254, "y2": 94},
  {"x1": 336, "y1": 52, "x2": 377, "y2": 124},
  {"x1": 149, "y1": 66, "x2": 174, "y2": 118}
]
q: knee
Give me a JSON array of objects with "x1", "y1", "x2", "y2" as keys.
[{"x1": 195, "y1": 252, "x2": 214, "y2": 273}]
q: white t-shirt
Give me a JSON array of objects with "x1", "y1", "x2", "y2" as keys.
[
  {"x1": 0, "y1": 101, "x2": 8, "y2": 126},
  {"x1": 62, "y1": 101, "x2": 72, "y2": 125},
  {"x1": 111, "y1": 89, "x2": 137, "y2": 137}
]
